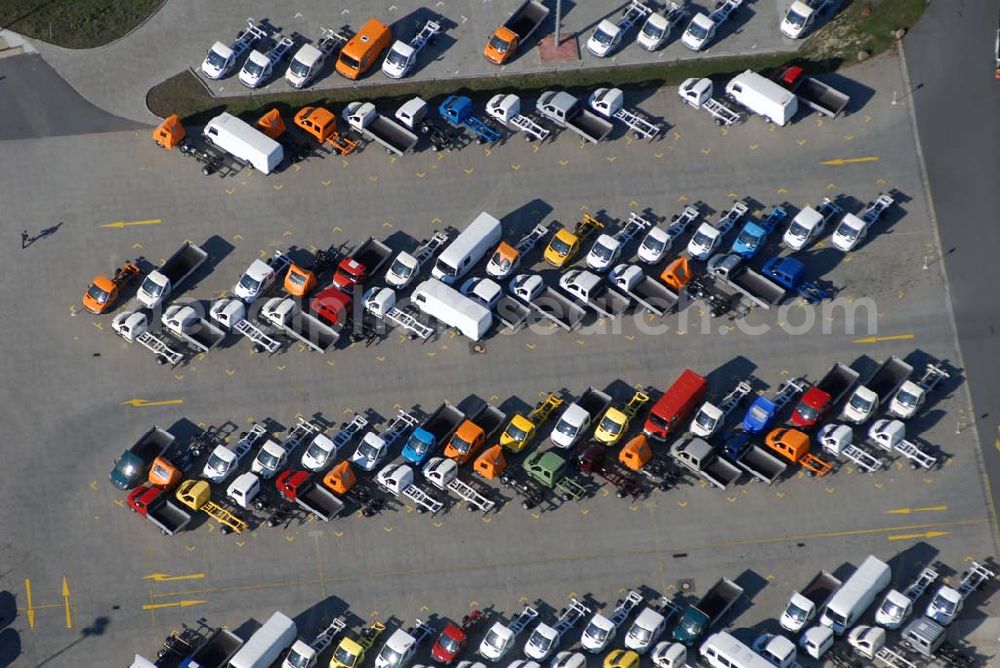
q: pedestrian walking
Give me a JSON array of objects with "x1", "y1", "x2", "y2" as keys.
[{"x1": 21, "y1": 230, "x2": 30, "y2": 248}]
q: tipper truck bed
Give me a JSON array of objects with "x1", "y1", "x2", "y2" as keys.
[
  {"x1": 707, "y1": 254, "x2": 784, "y2": 309},
  {"x1": 137, "y1": 242, "x2": 209, "y2": 309},
  {"x1": 772, "y1": 66, "x2": 850, "y2": 118},
  {"x1": 262, "y1": 297, "x2": 339, "y2": 352},
  {"x1": 182, "y1": 627, "x2": 243, "y2": 668},
  {"x1": 609, "y1": 264, "x2": 679, "y2": 316},
  {"x1": 344, "y1": 102, "x2": 418, "y2": 156},
  {"x1": 791, "y1": 362, "x2": 859, "y2": 428},
  {"x1": 721, "y1": 432, "x2": 786, "y2": 485},
  {"x1": 780, "y1": 570, "x2": 842, "y2": 632},
  {"x1": 404, "y1": 402, "x2": 469, "y2": 465},
  {"x1": 484, "y1": 0, "x2": 550, "y2": 64},
  {"x1": 843, "y1": 356, "x2": 913, "y2": 424},
  {"x1": 673, "y1": 578, "x2": 744, "y2": 644},
  {"x1": 127, "y1": 485, "x2": 192, "y2": 535},
  {"x1": 670, "y1": 437, "x2": 743, "y2": 489},
  {"x1": 276, "y1": 470, "x2": 345, "y2": 521}
]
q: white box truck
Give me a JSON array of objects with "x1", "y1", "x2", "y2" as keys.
[
  {"x1": 725, "y1": 71, "x2": 798, "y2": 126},
  {"x1": 203, "y1": 112, "x2": 284, "y2": 174},
  {"x1": 431, "y1": 212, "x2": 503, "y2": 284},
  {"x1": 228, "y1": 611, "x2": 297, "y2": 668},
  {"x1": 819, "y1": 555, "x2": 891, "y2": 635},
  {"x1": 412, "y1": 279, "x2": 492, "y2": 341}
]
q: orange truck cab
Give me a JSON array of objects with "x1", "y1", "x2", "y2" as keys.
[
  {"x1": 619, "y1": 434, "x2": 653, "y2": 472},
  {"x1": 294, "y1": 106, "x2": 359, "y2": 154},
  {"x1": 473, "y1": 444, "x2": 506, "y2": 480},
  {"x1": 323, "y1": 460, "x2": 356, "y2": 495},
  {"x1": 147, "y1": 456, "x2": 183, "y2": 490},
  {"x1": 336, "y1": 18, "x2": 391, "y2": 79},
  {"x1": 445, "y1": 420, "x2": 485, "y2": 464},
  {"x1": 285, "y1": 264, "x2": 318, "y2": 297},
  {"x1": 765, "y1": 428, "x2": 832, "y2": 477},
  {"x1": 255, "y1": 108, "x2": 286, "y2": 140},
  {"x1": 152, "y1": 114, "x2": 186, "y2": 149},
  {"x1": 83, "y1": 261, "x2": 142, "y2": 314},
  {"x1": 660, "y1": 257, "x2": 692, "y2": 291}
]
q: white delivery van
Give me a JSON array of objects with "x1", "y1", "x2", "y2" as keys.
[
  {"x1": 699, "y1": 632, "x2": 774, "y2": 668},
  {"x1": 203, "y1": 112, "x2": 284, "y2": 174},
  {"x1": 228, "y1": 611, "x2": 297, "y2": 668},
  {"x1": 820, "y1": 555, "x2": 891, "y2": 634},
  {"x1": 411, "y1": 279, "x2": 492, "y2": 341},
  {"x1": 724, "y1": 70, "x2": 798, "y2": 126},
  {"x1": 431, "y1": 212, "x2": 503, "y2": 284}
]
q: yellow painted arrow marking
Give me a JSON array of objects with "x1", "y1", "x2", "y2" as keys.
[
  {"x1": 887, "y1": 530, "x2": 951, "y2": 542},
  {"x1": 820, "y1": 156, "x2": 880, "y2": 166},
  {"x1": 100, "y1": 218, "x2": 162, "y2": 229},
  {"x1": 142, "y1": 599, "x2": 207, "y2": 611},
  {"x1": 142, "y1": 572, "x2": 206, "y2": 582},
  {"x1": 885, "y1": 505, "x2": 948, "y2": 515},
  {"x1": 852, "y1": 333, "x2": 915, "y2": 344},
  {"x1": 24, "y1": 579, "x2": 34, "y2": 630},
  {"x1": 62, "y1": 577, "x2": 72, "y2": 629},
  {"x1": 122, "y1": 398, "x2": 184, "y2": 408}
]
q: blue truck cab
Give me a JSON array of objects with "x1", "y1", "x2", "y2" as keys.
[
  {"x1": 742, "y1": 397, "x2": 777, "y2": 434},
  {"x1": 720, "y1": 432, "x2": 751, "y2": 460},
  {"x1": 401, "y1": 402, "x2": 466, "y2": 465},
  {"x1": 732, "y1": 206, "x2": 787, "y2": 259},
  {"x1": 761, "y1": 256, "x2": 806, "y2": 290},
  {"x1": 402, "y1": 427, "x2": 436, "y2": 465}
]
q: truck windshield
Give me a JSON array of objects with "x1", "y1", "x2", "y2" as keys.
[
  {"x1": 642, "y1": 236, "x2": 665, "y2": 254},
  {"x1": 207, "y1": 49, "x2": 227, "y2": 69},
  {"x1": 407, "y1": 435, "x2": 429, "y2": 455},
  {"x1": 848, "y1": 393, "x2": 873, "y2": 413},
  {"x1": 642, "y1": 23, "x2": 664, "y2": 41},
  {"x1": 140, "y1": 276, "x2": 164, "y2": 298},
  {"x1": 687, "y1": 23, "x2": 709, "y2": 40},
  {"x1": 87, "y1": 284, "x2": 111, "y2": 304},
  {"x1": 786, "y1": 602, "x2": 809, "y2": 623},
  {"x1": 207, "y1": 453, "x2": 229, "y2": 475},
  {"x1": 549, "y1": 237, "x2": 572, "y2": 257},
  {"x1": 748, "y1": 406, "x2": 769, "y2": 423},
  {"x1": 933, "y1": 597, "x2": 956, "y2": 615},
  {"x1": 695, "y1": 412, "x2": 717, "y2": 430},
  {"x1": 359, "y1": 441, "x2": 380, "y2": 460},
  {"x1": 243, "y1": 59, "x2": 264, "y2": 77},
  {"x1": 593, "y1": 27, "x2": 615, "y2": 46},
  {"x1": 386, "y1": 49, "x2": 408, "y2": 67},
  {"x1": 287, "y1": 270, "x2": 307, "y2": 288},
  {"x1": 305, "y1": 441, "x2": 331, "y2": 461},
  {"x1": 584, "y1": 622, "x2": 609, "y2": 645},
  {"x1": 555, "y1": 419, "x2": 578, "y2": 438},
  {"x1": 258, "y1": 450, "x2": 280, "y2": 470},
  {"x1": 285, "y1": 649, "x2": 311, "y2": 668},
  {"x1": 438, "y1": 635, "x2": 461, "y2": 654},
  {"x1": 484, "y1": 629, "x2": 505, "y2": 651},
  {"x1": 787, "y1": 9, "x2": 808, "y2": 27},
  {"x1": 631, "y1": 625, "x2": 653, "y2": 643},
  {"x1": 488, "y1": 36, "x2": 511, "y2": 54},
  {"x1": 736, "y1": 230, "x2": 758, "y2": 249},
  {"x1": 492, "y1": 252, "x2": 511, "y2": 272},
  {"x1": 504, "y1": 423, "x2": 529, "y2": 443},
  {"x1": 390, "y1": 258, "x2": 413, "y2": 280},
  {"x1": 239, "y1": 274, "x2": 261, "y2": 294},
  {"x1": 795, "y1": 404, "x2": 819, "y2": 423},
  {"x1": 895, "y1": 389, "x2": 918, "y2": 408},
  {"x1": 434, "y1": 259, "x2": 458, "y2": 277},
  {"x1": 340, "y1": 53, "x2": 361, "y2": 71},
  {"x1": 527, "y1": 630, "x2": 552, "y2": 653},
  {"x1": 837, "y1": 221, "x2": 860, "y2": 241},
  {"x1": 289, "y1": 58, "x2": 311, "y2": 77},
  {"x1": 691, "y1": 231, "x2": 712, "y2": 248},
  {"x1": 334, "y1": 645, "x2": 358, "y2": 667},
  {"x1": 599, "y1": 416, "x2": 623, "y2": 435},
  {"x1": 879, "y1": 600, "x2": 905, "y2": 620},
  {"x1": 593, "y1": 242, "x2": 615, "y2": 261},
  {"x1": 451, "y1": 436, "x2": 473, "y2": 454},
  {"x1": 788, "y1": 222, "x2": 810, "y2": 239},
  {"x1": 378, "y1": 647, "x2": 402, "y2": 667}
]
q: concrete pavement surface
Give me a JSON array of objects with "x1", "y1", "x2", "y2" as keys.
[
  {"x1": 904, "y1": 0, "x2": 1000, "y2": 546},
  {"x1": 29, "y1": 0, "x2": 801, "y2": 124},
  {"x1": 2, "y1": 31, "x2": 999, "y2": 668}
]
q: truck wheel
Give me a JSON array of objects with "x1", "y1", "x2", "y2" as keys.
[
  {"x1": 521, "y1": 500, "x2": 532, "y2": 510},
  {"x1": 155, "y1": 140, "x2": 164, "y2": 148},
  {"x1": 221, "y1": 526, "x2": 232, "y2": 535}
]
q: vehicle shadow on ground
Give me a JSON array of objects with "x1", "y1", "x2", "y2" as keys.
[{"x1": 33, "y1": 616, "x2": 109, "y2": 667}]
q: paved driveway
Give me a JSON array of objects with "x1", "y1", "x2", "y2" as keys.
[{"x1": 30, "y1": 0, "x2": 801, "y2": 124}]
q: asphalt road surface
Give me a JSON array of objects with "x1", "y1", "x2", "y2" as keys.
[
  {"x1": 905, "y1": 0, "x2": 1000, "y2": 534},
  {"x1": 0, "y1": 35, "x2": 997, "y2": 668}
]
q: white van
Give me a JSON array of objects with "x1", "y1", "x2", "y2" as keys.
[
  {"x1": 724, "y1": 70, "x2": 798, "y2": 126},
  {"x1": 228, "y1": 611, "x2": 297, "y2": 668},
  {"x1": 699, "y1": 632, "x2": 774, "y2": 668},
  {"x1": 203, "y1": 112, "x2": 284, "y2": 174},
  {"x1": 411, "y1": 279, "x2": 492, "y2": 341},
  {"x1": 431, "y1": 212, "x2": 503, "y2": 284},
  {"x1": 820, "y1": 555, "x2": 891, "y2": 634}
]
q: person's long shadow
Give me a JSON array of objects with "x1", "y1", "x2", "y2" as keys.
[{"x1": 35, "y1": 221, "x2": 63, "y2": 240}]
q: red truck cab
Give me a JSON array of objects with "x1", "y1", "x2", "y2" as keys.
[
  {"x1": 431, "y1": 624, "x2": 466, "y2": 664},
  {"x1": 332, "y1": 257, "x2": 367, "y2": 290},
  {"x1": 127, "y1": 485, "x2": 161, "y2": 515},
  {"x1": 643, "y1": 370, "x2": 708, "y2": 441},
  {"x1": 311, "y1": 287, "x2": 352, "y2": 327},
  {"x1": 790, "y1": 387, "x2": 828, "y2": 428},
  {"x1": 276, "y1": 469, "x2": 308, "y2": 501}
]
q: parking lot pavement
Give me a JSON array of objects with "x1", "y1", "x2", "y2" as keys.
[
  {"x1": 30, "y1": 0, "x2": 797, "y2": 124},
  {"x1": 2, "y1": 53, "x2": 997, "y2": 665}
]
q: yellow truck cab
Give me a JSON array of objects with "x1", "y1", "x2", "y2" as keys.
[
  {"x1": 544, "y1": 215, "x2": 603, "y2": 268},
  {"x1": 500, "y1": 413, "x2": 537, "y2": 453},
  {"x1": 330, "y1": 637, "x2": 365, "y2": 668},
  {"x1": 595, "y1": 407, "x2": 629, "y2": 445}
]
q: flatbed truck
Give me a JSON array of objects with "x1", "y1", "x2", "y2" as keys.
[
  {"x1": 720, "y1": 432, "x2": 786, "y2": 485},
  {"x1": 403, "y1": 402, "x2": 470, "y2": 465},
  {"x1": 537, "y1": 91, "x2": 614, "y2": 144},
  {"x1": 276, "y1": 469, "x2": 345, "y2": 521},
  {"x1": 609, "y1": 264, "x2": 679, "y2": 316},
  {"x1": 127, "y1": 485, "x2": 192, "y2": 535},
  {"x1": 182, "y1": 627, "x2": 244, "y2": 668},
  {"x1": 137, "y1": 241, "x2": 208, "y2": 309},
  {"x1": 843, "y1": 356, "x2": 913, "y2": 425},
  {"x1": 780, "y1": 571, "x2": 842, "y2": 632},
  {"x1": 772, "y1": 65, "x2": 850, "y2": 117},
  {"x1": 163, "y1": 304, "x2": 226, "y2": 353},
  {"x1": 790, "y1": 362, "x2": 860, "y2": 428},
  {"x1": 262, "y1": 297, "x2": 339, "y2": 352},
  {"x1": 509, "y1": 274, "x2": 588, "y2": 332},
  {"x1": 708, "y1": 254, "x2": 785, "y2": 309},
  {"x1": 484, "y1": 0, "x2": 550, "y2": 65},
  {"x1": 559, "y1": 269, "x2": 631, "y2": 318},
  {"x1": 343, "y1": 102, "x2": 418, "y2": 155},
  {"x1": 332, "y1": 237, "x2": 393, "y2": 291},
  {"x1": 670, "y1": 437, "x2": 743, "y2": 490}
]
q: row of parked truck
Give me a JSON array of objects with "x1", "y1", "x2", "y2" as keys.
[
  {"x1": 111, "y1": 349, "x2": 950, "y2": 539},
  {"x1": 130, "y1": 549, "x2": 993, "y2": 668},
  {"x1": 92, "y1": 187, "x2": 897, "y2": 369}
]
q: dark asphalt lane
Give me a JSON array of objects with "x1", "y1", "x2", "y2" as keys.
[
  {"x1": 0, "y1": 54, "x2": 143, "y2": 141},
  {"x1": 905, "y1": 0, "x2": 1000, "y2": 534}
]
